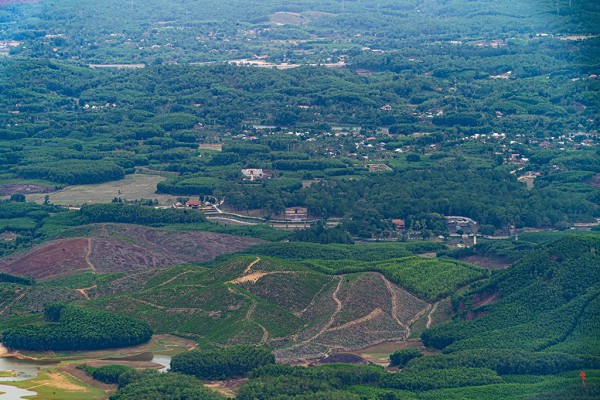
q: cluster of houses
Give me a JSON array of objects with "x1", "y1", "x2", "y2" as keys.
[{"x1": 241, "y1": 168, "x2": 274, "y2": 181}]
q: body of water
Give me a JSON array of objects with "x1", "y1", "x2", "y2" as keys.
[
  {"x1": 0, "y1": 384, "x2": 37, "y2": 399},
  {"x1": 0, "y1": 351, "x2": 53, "y2": 400}
]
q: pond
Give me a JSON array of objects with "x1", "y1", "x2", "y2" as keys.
[
  {"x1": 0, "y1": 344, "x2": 172, "y2": 398},
  {"x1": 0, "y1": 384, "x2": 37, "y2": 399},
  {"x1": 152, "y1": 354, "x2": 171, "y2": 372},
  {"x1": 0, "y1": 352, "x2": 56, "y2": 400},
  {"x1": 0, "y1": 355, "x2": 55, "y2": 382}
]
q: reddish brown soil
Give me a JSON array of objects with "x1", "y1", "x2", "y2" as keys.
[
  {"x1": 318, "y1": 353, "x2": 369, "y2": 364},
  {"x1": 0, "y1": 238, "x2": 90, "y2": 279},
  {"x1": 472, "y1": 293, "x2": 498, "y2": 308},
  {"x1": 0, "y1": 225, "x2": 262, "y2": 279},
  {"x1": 461, "y1": 255, "x2": 512, "y2": 270}
]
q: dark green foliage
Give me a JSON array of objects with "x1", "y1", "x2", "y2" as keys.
[
  {"x1": 404, "y1": 349, "x2": 600, "y2": 375},
  {"x1": 1, "y1": 304, "x2": 152, "y2": 351},
  {"x1": 378, "y1": 367, "x2": 503, "y2": 391},
  {"x1": 239, "y1": 364, "x2": 384, "y2": 400},
  {"x1": 244, "y1": 241, "x2": 443, "y2": 261},
  {"x1": 43, "y1": 302, "x2": 66, "y2": 322},
  {"x1": 110, "y1": 370, "x2": 224, "y2": 400},
  {"x1": 0, "y1": 272, "x2": 34, "y2": 286},
  {"x1": 291, "y1": 222, "x2": 354, "y2": 244},
  {"x1": 170, "y1": 345, "x2": 275, "y2": 380},
  {"x1": 422, "y1": 236, "x2": 600, "y2": 353},
  {"x1": 242, "y1": 363, "x2": 502, "y2": 397},
  {"x1": 16, "y1": 160, "x2": 125, "y2": 185},
  {"x1": 157, "y1": 177, "x2": 222, "y2": 196},
  {"x1": 79, "y1": 203, "x2": 206, "y2": 225},
  {"x1": 389, "y1": 348, "x2": 422, "y2": 368},
  {"x1": 85, "y1": 364, "x2": 135, "y2": 384}
]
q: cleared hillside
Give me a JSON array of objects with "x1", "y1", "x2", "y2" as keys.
[
  {"x1": 0, "y1": 224, "x2": 262, "y2": 279},
  {"x1": 81, "y1": 255, "x2": 485, "y2": 357}
]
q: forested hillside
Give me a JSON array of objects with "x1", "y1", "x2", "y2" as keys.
[
  {"x1": 423, "y1": 235, "x2": 600, "y2": 355},
  {"x1": 0, "y1": 1, "x2": 599, "y2": 399}
]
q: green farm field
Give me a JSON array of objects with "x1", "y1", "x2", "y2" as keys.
[{"x1": 27, "y1": 174, "x2": 177, "y2": 206}]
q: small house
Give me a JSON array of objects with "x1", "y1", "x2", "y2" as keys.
[
  {"x1": 186, "y1": 199, "x2": 202, "y2": 209},
  {"x1": 285, "y1": 207, "x2": 308, "y2": 221},
  {"x1": 242, "y1": 169, "x2": 264, "y2": 181},
  {"x1": 391, "y1": 219, "x2": 406, "y2": 230}
]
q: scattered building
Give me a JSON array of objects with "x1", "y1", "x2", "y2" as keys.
[
  {"x1": 285, "y1": 206, "x2": 308, "y2": 221},
  {"x1": 242, "y1": 168, "x2": 264, "y2": 181},
  {"x1": 199, "y1": 143, "x2": 223, "y2": 151},
  {"x1": 391, "y1": 219, "x2": 406, "y2": 230},
  {"x1": 241, "y1": 169, "x2": 273, "y2": 181},
  {"x1": 367, "y1": 163, "x2": 392, "y2": 173},
  {"x1": 185, "y1": 199, "x2": 202, "y2": 209}
]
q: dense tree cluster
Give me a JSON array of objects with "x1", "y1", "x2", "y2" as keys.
[
  {"x1": 82, "y1": 364, "x2": 135, "y2": 384},
  {"x1": 291, "y1": 222, "x2": 354, "y2": 244},
  {"x1": 79, "y1": 203, "x2": 207, "y2": 225},
  {"x1": 1, "y1": 303, "x2": 152, "y2": 351},
  {"x1": 170, "y1": 345, "x2": 275, "y2": 380},
  {"x1": 0, "y1": 272, "x2": 35, "y2": 286},
  {"x1": 422, "y1": 236, "x2": 600, "y2": 354},
  {"x1": 16, "y1": 160, "x2": 125, "y2": 185},
  {"x1": 389, "y1": 348, "x2": 422, "y2": 368},
  {"x1": 110, "y1": 370, "x2": 224, "y2": 400}
]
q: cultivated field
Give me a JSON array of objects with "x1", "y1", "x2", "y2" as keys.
[
  {"x1": 78, "y1": 256, "x2": 450, "y2": 359},
  {"x1": 27, "y1": 174, "x2": 177, "y2": 206}
]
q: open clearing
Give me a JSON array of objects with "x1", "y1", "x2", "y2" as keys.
[
  {"x1": 27, "y1": 174, "x2": 178, "y2": 206},
  {"x1": 0, "y1": 224, "x2": 262, "y2": 279}
]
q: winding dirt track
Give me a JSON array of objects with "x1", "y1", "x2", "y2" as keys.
[
  {"x1": 85, "y1": 238, "x2": 96, "y2": 274},
  {"x1": 326, "y1": 308, "x2": 384, "y2": 332},
  {"x1": 303, "y1": 276, "x2": 344, "y2": 343},
  {"x1": 0, "y1": 288, "x2": 30, "y2": 316},
  {"x1": 426, "y1": 301, "x2": 440, "y2": 329},
  {"x1": 296, "y1": 280, "x2": 330, "y2": 317},
  {"x1": 243, "y1": 257, "x2": 261, "y2": 274},
  {"x1": 381, "y1": 274, "x2": 408, "y2": 330},
  {"x1": 158, "y1": 270, "x2": 193, "y2": 287},
  {"x1": 75, "y1": 284, "x2": 96, "y2": 301}
]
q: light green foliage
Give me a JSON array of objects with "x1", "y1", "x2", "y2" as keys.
[{"x1": 306, "y1": 256, "x2": 487, "y2": 301}]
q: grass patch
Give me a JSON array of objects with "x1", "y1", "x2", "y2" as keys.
[
  {"x1": 4, "y1": 369, "x2": 107, "y2": 400},
  {"x1": 27, "y1": 174, "x2": 177, "y2": 206},
  {"x1": 305, "y1": 256, "x2": 488, "y2": 301}
]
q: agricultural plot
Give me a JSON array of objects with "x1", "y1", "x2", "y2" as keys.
[
  {"x1": 306, "y1": 257, "x2": 488, "y2": 302},
  {"x1": 27, "y1": 174, "x2": 178, "y2": 206},
  {"x1": 65, "y1": 255, "x2": 442, "y2": 354}
]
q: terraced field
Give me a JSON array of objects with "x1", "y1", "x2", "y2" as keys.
[{"x1": 67, "y1": 255, "x2": 486, "y2": 359}]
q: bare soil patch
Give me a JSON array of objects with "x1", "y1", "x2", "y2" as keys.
[
  {"x1": 0, "y1": 184, "x2": 56, "y2": 196},
  {"x1": 36, "y1": 371, "x2": 88, "y2": 391},
  {"x1": 461, "y1": 255, "x2": 512, "y2": 270},
  {"x1": 0, "y1": 238, "x2": 90, "y2": 279},
  {"x1": 318, "y1": 353, "x2": 369, "y2": 364},
  {"x1": 0, "y1": 225, "x2": 262, "y2": 279},
  {"x1": 59, "y1": 364, "x2": 116, "y2": 393}
]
